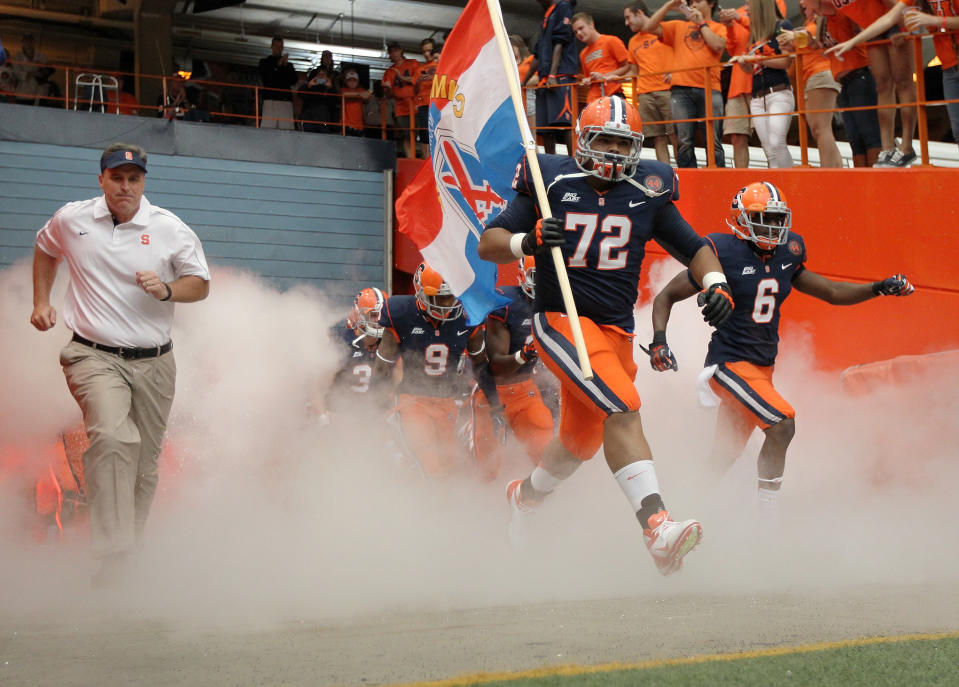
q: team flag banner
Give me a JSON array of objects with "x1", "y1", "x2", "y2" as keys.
[{"x1": 396, "y1": 0, "x2": 528, "y2": 325}]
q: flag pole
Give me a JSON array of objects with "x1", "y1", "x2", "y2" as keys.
[{"x1": 485, "y1": 0, "x2": 593, "y2": 380}]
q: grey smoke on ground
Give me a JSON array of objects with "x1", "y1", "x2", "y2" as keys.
[{"x1": 1, "y1": 259, "x2": 956, "y2": 632}]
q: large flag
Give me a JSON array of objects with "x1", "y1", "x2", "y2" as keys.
[{"x1": 397, "y1": 0, "x2": 526, "y2": 325}]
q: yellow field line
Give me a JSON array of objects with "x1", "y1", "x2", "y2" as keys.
[{"x1": 382, "y1": 630, "x2": 959, "y2": 687}]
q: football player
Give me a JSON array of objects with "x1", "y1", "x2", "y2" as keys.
[
  {"x1": 478, "y1": 96, "x2": 734, "y2": 575},
  {"x1": 373, "y1": 263, "x2": 488, "y2": 478},
  {"x1": 314, "y1": 287, "x2": 388, "y2": 422},
  {"x1": 651, "y1": 181, "x2": 914, "y2": 506},
  {"x1": 483, "y1": 257, "x2": 556, "y2": 466}
]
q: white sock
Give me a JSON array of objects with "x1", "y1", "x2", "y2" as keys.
[
  {"x1": 758, "y1": 477, "x2": 782, "y2": 505},
  {"x1": 613, "y1": 460, "x2": 661, "y2": 513},
  {"x1": 530, "y1": 466, "x2": 563, "y2": 494}
]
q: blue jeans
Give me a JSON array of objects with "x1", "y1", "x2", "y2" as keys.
[
  {"x1": 670, "y1": 86, "x2": 725, "y2": 168},
  {"x1": 837, "y1": 67, "x2": 882, "y2": 156},
  {"x1": 942, "y1": 66, "x2": 959, "y2": 149}
]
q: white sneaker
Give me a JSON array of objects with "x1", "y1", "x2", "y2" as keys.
[
  {"x1": 872, "y1": 150, "x2": 895, "y2": 167},
  {"x1": 643, "y1": 511, "x2": 703, "y2": 576},
  {"x1": 506, "y1": 479, "x2": 541, "y2": 550}
]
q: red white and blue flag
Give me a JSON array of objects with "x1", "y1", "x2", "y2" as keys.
[{"x1": 397, "y1": 0, "x2": 527, "y2": 325}]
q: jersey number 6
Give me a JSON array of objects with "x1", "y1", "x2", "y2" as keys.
[{"x1": 752, "y1": 278, "x2": 779, "y2": 324}]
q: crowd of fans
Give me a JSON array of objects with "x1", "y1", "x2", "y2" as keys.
[{"x1": 2, "y1": 0, "x2": 957, "y2": 168}]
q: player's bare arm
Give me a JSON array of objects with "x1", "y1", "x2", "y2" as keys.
[
  {"x1": 373, "y1": 330, "x2": 400, "y2": 380},
  {"x1": 486, "y1": 315, "x2": 522, "y2": 377},
  {"x1": 467, "y1": 327, "x2": 488, "y2": 366},
  {"x1": 30, "y1": 246, "x2": 60, "y2": 331},
  {"x1": 652, "y1": 269, "x2": 700, "y2": 332},
  {"x1": 792, "y1": 270, "x2": 914, "y2": 304}
]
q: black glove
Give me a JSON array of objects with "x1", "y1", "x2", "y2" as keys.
[
  {"x1": 490, "y1": 406, "x2": 509, "y2": 446},
  {"x1": 516, "y1": 340, "x2": 538, "y2": 364},
  {"x1": 872, "y1": 273, "x2": 914, "y2": 297},
  {"x1": 521, "y1": 217, "x2": 565, "y2": 255},
  {"x1": 697, "y1": 282, "x2": 734, "y2": 328},
  {"x1": 647, "y1": 330, "x2": 678, "y2": 372}
]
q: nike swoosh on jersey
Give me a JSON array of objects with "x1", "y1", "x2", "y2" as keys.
[
  {"x1": 781, "y1": 263, "x2": 793, "y2": 269},
  {"x1": 457, "y1": 329, "x2": 470, "y2": 336},
  {"x1": 628, "y1": 200, "x2": 646, "y2": 207}
]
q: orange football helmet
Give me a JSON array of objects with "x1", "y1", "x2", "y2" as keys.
[
  {"x1": 414, "y1": 262, "x2": 463, "y2": 321},
  {"x1": 574, "y1": 96, "x2": 644, "y2": 182},
  {"x1": 347, "y1": 287, "x2": 387, "y2": 340},
  {"x1": 518, "y1": 256, "x2": 535, "y2": 299},
  {"x1": 728, "y1": 181, "x2": 791, "y2": 253}
]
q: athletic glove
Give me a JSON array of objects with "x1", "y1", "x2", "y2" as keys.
[
  {"x1": 521, "y1": 217, "x2": 565, "y2": 255},
  {"x1": 515, "y1": 340, "x2": 538, "y2": 365},
  {"x1": 872, "y1": 273, "x2": 914, "y2": 297},
  {"x1": 697, "y1": 282, "x2": 734, "y2": 328},
  {"x1": 647, "y1": 330, "x2": 678, "y2": 372},
  {"x1": 491, "y1": 406, "x2": 509, "y2": 446}
]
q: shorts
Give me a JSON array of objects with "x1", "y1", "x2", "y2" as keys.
[
  {"x1": 535, "y1": 74, "x2": 577, "y2": 133},
  {"x1": 723, "y1": 93, "x2": 752, "y2": 136},
  {"x1": 708, "y1": 361, "x2": 795, "y2": 432},
  {"x1": 497, "y1": 377, "x2": 555, "y2": 464},
  {"x1": 805, "y1": 69, "x2": 841, "y2": 95},
  {"x1": 637, "y1": 90, "x2": 675, "y2": 137},
  {"x1": 532, "y1": 312, "x2": 639, "y2": 461},
  {"x1": 837, "y1": 67, "x2": 882, "y2": 156},
  {"x1": 394, "y1": 114, "x2": 411, "y2": 142}
]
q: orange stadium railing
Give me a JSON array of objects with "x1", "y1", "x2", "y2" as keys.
[{"x1": 0, "y1": 28, "x2": 955, "y2": 167}]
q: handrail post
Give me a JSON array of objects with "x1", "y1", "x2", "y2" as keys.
[
  {"x1": 704, "y1": 66, "x2": 716, "y2": 168},
  {"x1": 913, "y1": 34, "x2": 929, "y2": 166},
  {"x1": 408, "y1": 97, "x2": 416, "y2": 158},
  {"x1": 570, "y1": 79, "x2": 579, "y2": 156},
  {"x1": 64, "y1": 67, "x2": 70, "y2": 110},
  {"x1": 254, "y1": 86, "x2": 260, "y2": 127},
  {"x1": 795, "y1": 54, "x2": 809, "y2": 167}
]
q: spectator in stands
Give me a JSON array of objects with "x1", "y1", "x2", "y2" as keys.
[
  {"x1": 382, "y1": 41, "x2": 420, "y2": 157},
  {"x1": 729, "y1": 0, "x2": 795, "y2": 168},
  {"x1": 572, "y1": 12, "x2": 632, "y2": 102},
  {"x1": 413, "y1": 38, "x2": 440, "y2": 157},
  {"x1": 299, "y1": 65, "x2": 339, "y2": 133},
  {"x1": 778, "y1": 0, "x2": 843, "y2": 167},
  {"x1": 12, "y1": 33, "x2": 53, "y2": 106},
  {"x1": 258, "y1": 36, "x2": 298, "y2": 130},
  {"x1": 117, "y1": 75, "x2": 139, "y2": 116},
  {"x1": 624, "y1": 1, "x2": 678, "y2": 164},
  {"x1": 363, "y1": 81, "x2": 389, "y2": 138},
  {"x1": 158, "y1": 74, "x2": 209, "y2": 122},
  {"x1": 319, "y1": 50, "x2": 341, "y2": 90},
  {"x1": 825, "y1": 0, "x2": 959, "y2": 154},
  {"x1": 807, "y1": 0, "x2": 882, "y2": 167},
  {"x1": 645, "y1": 0, "x2": 728, "y2": 167},
  {"x1": 510, "y1": 34, "x2": 537, "y2": 135},
  {"x1": 533, "y1": 0, "x2": 579, "y2": 154},
  {"x1": 826, "y1": 0, "x2": 918, "y2": 166},
  {"x1": 340, "y1": 69, "x2": 370, "y2": 136},
  {"x1": 719, "y1": 5, "x2": 754, "y2": 167}
]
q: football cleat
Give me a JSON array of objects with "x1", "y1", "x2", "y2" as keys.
[
  {"x1": 643, "y1": 511, "x2": 703, "y2": 576},
  {"x1": 506, "y1": 479, "x2": 541, "y2": 550},
  {"x1": 573, "y1": 96, "x2": 644, "y2": 182},
  {"x1": 727, "y1": 181, "x2": 791, "y2": 253}
]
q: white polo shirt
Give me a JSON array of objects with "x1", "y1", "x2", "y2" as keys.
[{"x1": 36, "y1": 195, "x2": 211, "y2": 348}]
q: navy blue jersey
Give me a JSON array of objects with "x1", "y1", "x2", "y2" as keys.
[
  {"x1": 329, "y1": 320, "x2": 376, "y2": 395},
  {"x1": 486, "y1": 154, "x2": 706, "y2": 331},
  {"x1": 489, "y1": 285, "x2": 536, "y2": 378},
  {"x1": 692, "y1": 232, "x2": 808, "y2": 367},
  {"x1": 379, "y1": 295, "x2": 480, "y2": 397},
  {"x1": 535, "y1": 0, "x2": 579, "y2": 78}
]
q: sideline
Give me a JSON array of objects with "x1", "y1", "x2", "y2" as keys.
[{"x1": 382, "y1": 630, "x2": 959, "y2": 687}]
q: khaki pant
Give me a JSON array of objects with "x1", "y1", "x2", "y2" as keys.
[
  {"x1": 60, "y1": 340, "x2": 176, "y2": 558},
  {"x1": 260, "y1": 99, "x2": 294, "y2": 129}
]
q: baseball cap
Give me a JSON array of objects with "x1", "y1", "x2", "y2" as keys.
[
  {"x1": 100, "y1": 149, "x2": 148, "y2": 173},
  {"x1": 344, "y1": 70, "x2": 359, "y2": 81}
]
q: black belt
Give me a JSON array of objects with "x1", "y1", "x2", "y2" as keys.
[
  {"x1": 753, "y1": 82, "x2": 791, "y2": 98},
  {"x1": 72, "y1": 333, "x2": 172, "y2": 360}
]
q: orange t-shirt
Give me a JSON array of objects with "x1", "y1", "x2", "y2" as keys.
[
  {"x1": 659, "y1": 20, "x2": 727, "y2": 91},
  {"x1": 725, "y1": 12, "x2": 753, "y2": 99},
  {"x1": 382, "y1": 58, "x2": 420, "y2": 116},
  {"x1": 900, "y1": 0, "x2": 958, "y2": 70},
  {"x1": 413, "y1": 58, "x2": 438, "y2": 108},
  {"x1": 833, "y1": 0, "x2": 888, "y2": 30},
  {"x1": 579, "y1": 33, "x2": 631, "y2": 101},
  {"x1": 340, "y1": 87, "x2": 366, "y2": 131},
  {"x1": 517, "y1": 55, "x2": 535, "y2": 107},
  {"x1": 821, "y1": 13, "x2": 871, "y2": 79},
  {"x1": 627, "y1": 31, "x2": 672, "y2": 93},
  {"x1": 797, "y1": 20, "x2": 833, "y2": 88},
  {"x1": 117, "y1": 91, "x2": 139, "y2": 116}
]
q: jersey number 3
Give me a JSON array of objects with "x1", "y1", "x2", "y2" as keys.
[{"x1": 566, "y1": 213, "x2": 631, "y2": 270}]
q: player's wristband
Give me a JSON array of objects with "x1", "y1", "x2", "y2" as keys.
[
  {"x1": 376, "y1": 350, "x2": 396, "y2": 364},
  {"x1": 160, "y1": 282, "x2": 173, "y2": 301},
  {"x1": 701, "y1": 271, "x2": 727, "y2": 290},
  {"x1": 509, "y1": 232, "x2": 526, "y2": 259},
  {"x1": 514, "y1": 350, "x2": 525, "y2": 365},
  {"x1": 468, "y1": 340, "x2": 485, "y2": 356}
]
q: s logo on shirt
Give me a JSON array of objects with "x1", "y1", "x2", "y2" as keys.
[{"x1": 140, "y1": 234, "x2": 151, "y2": 245}]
